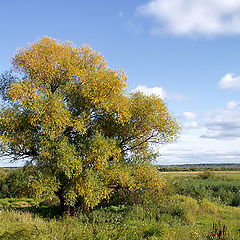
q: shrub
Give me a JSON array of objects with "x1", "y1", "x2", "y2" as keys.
[
  {"x1": 199, "y1": 170, "x2": 216, "y2": 180},
  {"x1": 199, "y1": 199, "x2": 218, "y2": 215},
  {"x1": 0, "y1": 168, "x2": 29, "y2": 198},
  {"x1": 107, "y1": 164, "x2": 166, "y2": 206}
]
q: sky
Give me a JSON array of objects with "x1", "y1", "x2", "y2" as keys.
[{"x1": 0, "y1": 0, "x2": 240, "y2": 166}]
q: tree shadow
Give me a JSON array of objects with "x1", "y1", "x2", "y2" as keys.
[{"x1": 15, "y1": 205, "x2": 62, "y2": 219}]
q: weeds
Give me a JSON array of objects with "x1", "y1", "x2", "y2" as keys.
[{"x1": 1, "y1": 172, "x2": 240, "y2": 239}]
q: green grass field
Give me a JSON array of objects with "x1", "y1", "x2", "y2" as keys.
[{"x1": 0, "y1": 170, "x2": 240, "y2": 239}]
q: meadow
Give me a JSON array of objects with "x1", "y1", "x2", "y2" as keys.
[{"x1": 0, "y1": 168, "x2": 240, "y2": 239}]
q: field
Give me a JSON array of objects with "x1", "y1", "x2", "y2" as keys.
[
  {"x1": 0, "y1": 168, "x2": 240, "y2": 239},
  {"x1": 163, "y1": 171, "x2": 240, "y2": 177}
]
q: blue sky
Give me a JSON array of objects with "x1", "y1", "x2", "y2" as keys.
[{"x1": 1, "y1": 0, "x2": 240, "y2": 166}]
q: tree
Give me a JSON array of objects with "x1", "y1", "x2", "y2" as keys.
[
  {"x1": 0, "y1": 37, "x2": 180, "y2": 214},
  {"x1": 0, "y1": 168, "x2": 29, "y2": 198}
]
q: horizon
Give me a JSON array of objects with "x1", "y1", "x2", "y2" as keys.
[
  {"x1": 1, "y1": 161, "x2": 240, "y2": 168},
  {"x1": 0, "y1": 0, "x2": 240, "y2": 166}
]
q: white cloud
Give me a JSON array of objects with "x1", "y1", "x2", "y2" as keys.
[
  {"x1": 157, "y1": 101, "x2": 240, "y2": 164},
  {"x1": 131, "y1": 85, "x2": 167, "y2": 98},
  {"x1": 219, "y1": 73, "x2": 240, "y2": 91},
  {"x1": 184, "y1": 121, "x2": 199, "y2": 129},
  {"x1": 182, "y1": 112, "x2": 197, "y2": 121},
  {"x1": 158, "y1": 126, "x2": 240, "y2": 164},
  {"x1": 159, "y1": 150, "x2": 240, "y2": 165},
  {"x1": 201, "y1": 101, "x2": 240, "y2": 139},
  {"x1": 225, "y1": 101, "x2": 240, "y2": 110},
  {"x1": 131, "y1": 85, "x2": 186, "y2": 101},
  {"x1": 181, "y1": 112, "x2": 199, "y2": 129},
  {"x1": 137, "y1": 0, "x2": 240, "y2": 36}
]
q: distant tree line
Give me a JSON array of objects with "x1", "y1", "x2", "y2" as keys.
[{"x1": 157, "y1": 164, "x2": 240, "y2": 172}]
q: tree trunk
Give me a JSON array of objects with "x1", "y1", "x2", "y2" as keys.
[
  {"x1": 55, "y1": 189, "x2": 87, "y2": 216},
  {"x1": 70, "y1": 196, "x2": 89, "y2": 216},
  {"x1": 55, "y1": 187, "x2": 65, "y2": 215}
]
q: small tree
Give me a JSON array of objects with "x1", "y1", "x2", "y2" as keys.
[
  {"x1": 0, "y1": 168, "x2": 29, "y2": 198},
  {"x1": 0, "y1": 37, "x2": 180, "y2": 214}
]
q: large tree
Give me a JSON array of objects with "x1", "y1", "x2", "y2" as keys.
[{"x1": 0, "y1": 37, "x2": 180, "y2": 214}]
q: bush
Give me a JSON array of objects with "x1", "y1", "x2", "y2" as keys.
[
  {"x1": 0, "y1": 168, "x2": 29, "y2": 198},
  {"x1": 199, "y1": 199, "x2": 219, "y2": 215},
  {"x1": 199, "y1": 170, "x2": 216, "y2": 179},
  {"x1": 107, "y1": 164, "x2": 166, "y2": 206},
  {"x1": 0, "y1": 168, "x2": 7, "y2": 191}
]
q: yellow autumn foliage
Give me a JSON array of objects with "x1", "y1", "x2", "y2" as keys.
[{"x1": 0, "y1": 37, "x2": 180, "y2": 212}]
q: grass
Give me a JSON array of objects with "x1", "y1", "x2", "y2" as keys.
[
  {"x1": 164, "y1": 171, "x2": 240, "y2": 207},
  {"x1": 0, "y1": 170, "x2": 240, "y2": 239},
  {"x1": 0, "y1": 198, "x2": 240, "y2": 239},
  {"x1": 0, "y1": 198, "x2": 36, "y2": 208}
]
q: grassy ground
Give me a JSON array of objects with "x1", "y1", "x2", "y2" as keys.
[
  {"x1": 0, "y1": 197, "x2": 239, "y2": 239},
  {"x1": 0, "y1": 171, "x2": 240, "y2": 239}
]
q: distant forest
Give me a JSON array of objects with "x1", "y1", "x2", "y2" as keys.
[
  {"x1": 2, "y1": 163, "x2": 240, "y2": 171},
  {"x1": 157, "y1": 163, "x2": 240, "y2": 171}
]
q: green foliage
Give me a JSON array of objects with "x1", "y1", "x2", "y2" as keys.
[
  {"x1": 0, "y1": 198, "x2": 35, "y2": 208},
  {"x1": 165, "y1": 172, "x2": 240, "y2": 207},
  {"x1": 0, "y1": 168, "x2": 29, "y2": 198},
  {"x1": 199, "y1": 170, "x2": 216, "y2": 179},
  {"x1": 108, "y1": 164, "x2": 166, "y2": 206},
  {"x1": 0, "y1": 171, "x2": 240, "y2": 239},
  {"x1": 0, "y1": 169, "x2": 7, "y2": 191},
  {"x1": 0, "y1": 196, "x2": 240, "y2": 239},
  {"x1": 199, "y1": 199, "x2": 219, "y2": 215},
  {"x1": 0, "y1": 199, "x2": 10, "y2": 208}
]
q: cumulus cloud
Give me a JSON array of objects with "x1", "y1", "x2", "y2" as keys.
[
  {"x1": 158, "y1": 124, "x2": 240, "y2": 164},
  {"x1": 131, "y1": 85, "x2": 186, "y2": 101},
  {"x1": 137, "y1": 0, "x2": 240, "y2": 36},
  {"x1": 182, "y1": 112, "x2": 197, "y2": 121},
  {"x1": 225, "y1": 101, "x2": 240, "y2": 110},
  {"x1": 132, "y1": 85, "x2": 167, "y2": 98},
  {"x1": 181, "y1": 112, "x2": 199, "y2": 129},
  {"x1": 201, "y1": 128, "x2": 240, "y2": 139},
  {"x1": 184, "y1": 121, "x2": 199, "y2": 129},
  {"x1": 157, "y1": 101, "x2": 240, "y2": 164},
  {"x1": 201, "y1": 101, "x2": 240, "y2": 139},
  {"x1": 219, "y1": 73, "x2": 240, "y2": 91}
]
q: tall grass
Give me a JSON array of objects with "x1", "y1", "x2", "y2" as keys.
[
  {"x1": 1, "y1": 195, "x2": 240, "y2": 239},
  {"x1": 165, "y1": 172, "x2": 240, "y2": 207},
  {"x1": 1, "y1": 171, "x2": 240, "y2": 239}
]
